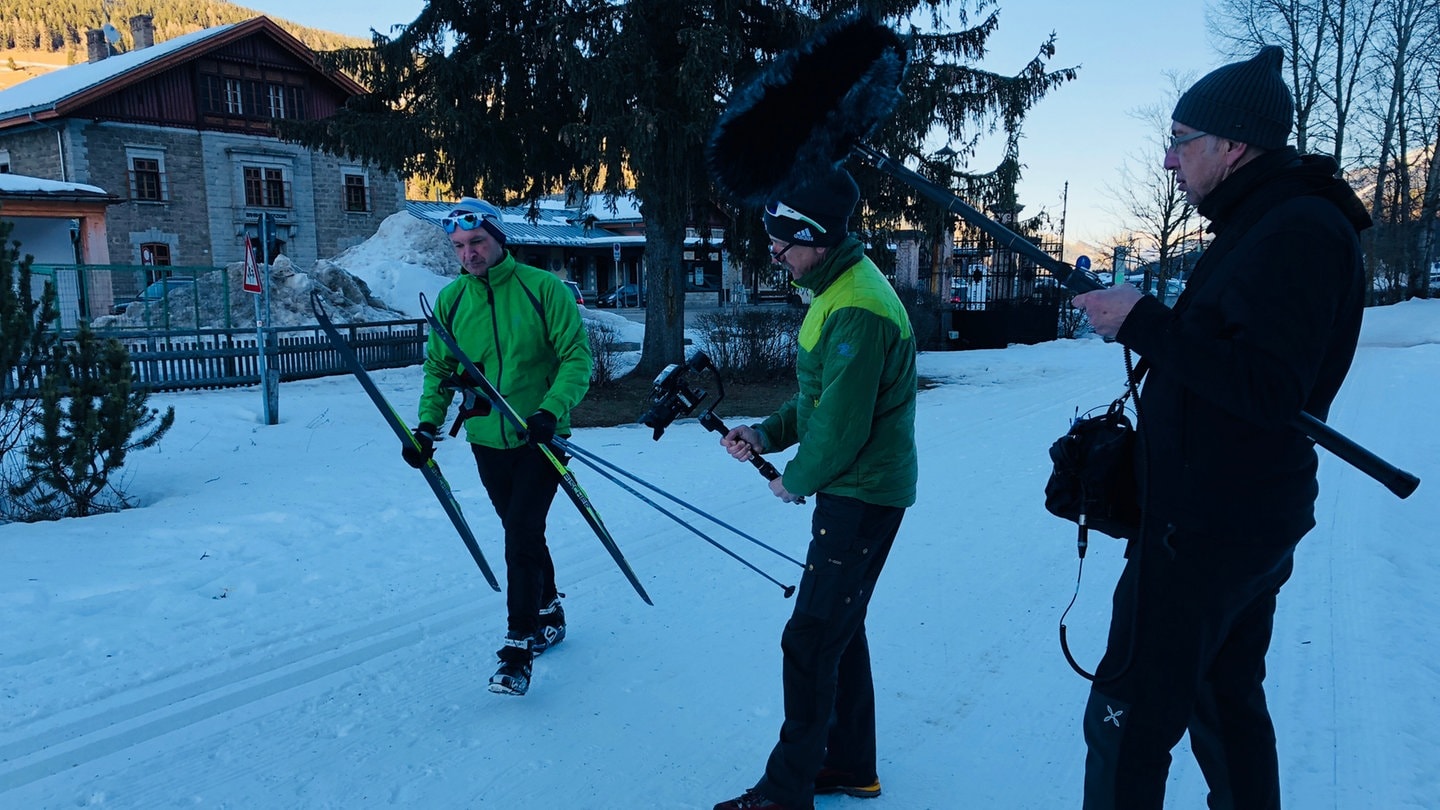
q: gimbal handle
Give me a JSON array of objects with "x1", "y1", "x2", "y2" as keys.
[{"x1": 698, "y1": 410, "x2": 804, "y2": 505}]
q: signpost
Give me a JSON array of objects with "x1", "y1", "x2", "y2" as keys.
[{"x1": 244, "y1": 222, "x2": 278, "y2": 425}]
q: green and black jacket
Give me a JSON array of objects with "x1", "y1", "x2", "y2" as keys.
[{"x1": 756, "y1": 237, "x2": 918, "y2": 508}]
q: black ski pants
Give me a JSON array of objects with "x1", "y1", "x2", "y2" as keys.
[
  {"x1": 754, "y1": 493, "x2": 904, "y2": 810},
  {"x1": 1083, "y1": 521, "x2": 1299, "y2": 810},
  {"x1": 472, "y1": 444, "x2": 563, "y2": 638}
]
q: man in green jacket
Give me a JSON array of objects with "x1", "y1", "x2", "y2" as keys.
[
  {"x1": 402, "y1": 197, "x2": 592, "y2": 697},
  {"x1": 714, "y1": 167, "x2": 918, "y2": 810}
]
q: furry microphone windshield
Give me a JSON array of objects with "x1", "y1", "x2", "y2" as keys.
[{"x1": 707, "y1": 15, "x2": 908, "y2": 207}]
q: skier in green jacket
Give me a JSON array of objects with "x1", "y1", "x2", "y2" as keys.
[
  {"x1": 715, "y1": 167, "x2": 918, "y2": 810},
  {"x1": 403, "y1": 197, "x2": 592, "y2": 697}
]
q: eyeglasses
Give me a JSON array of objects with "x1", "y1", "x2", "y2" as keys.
[
  {"x1": 442, "y1": 212, "x2": 492, "y2": 234},
  {"x1": 1168, "y1": 130, "x2": 1209, "y2": 151},
  {"x1": 769, "y1": 242, "x2": 795, "y2": 264},
  {"x1": 765, "y1": 200, "x2": 828, "y2": 235}
]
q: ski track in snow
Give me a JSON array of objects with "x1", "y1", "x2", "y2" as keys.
[
  {"x1": 2, "y1": 321, "x2": 1437, "y2": 808},
  {"x1": 0, "y1": 593, "x2": 488, "y2": 795}
]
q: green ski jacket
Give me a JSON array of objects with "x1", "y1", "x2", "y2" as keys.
[
  {"x1": 757, "y1": 237, "x2": 918, "y2": 507},
  {"x1": 419, "y1": 253, "x2": 592, "y2": 448}
]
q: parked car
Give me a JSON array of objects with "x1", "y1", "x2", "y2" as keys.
[
  {"x1": 596, "y1": 283, "x2": 646, "y2": 308},
  {"x1": 563, "y1": 280, "x2": 585, "y2": 307},
  {"x1": 111, "y1": 276, "x2": 196, "y2": 314}
]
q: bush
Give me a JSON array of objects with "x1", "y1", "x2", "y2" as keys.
[
  {"x1": 586, "y1": 319, "x2": 625, "y2": 388},
  {"x1": 1, "y1": 223, "x2": 61, "y2": 522},
  {"x1": 1057, "y1": 296, "x2": 1086, "y2": 339},
  {"x1": 7, "y1": 323, "x2": 175, "y2": 520},
  {"x1": 894, "y1": 285, "x2": 944, "y2": 351},
  {"x1": 693, "y1": 306, "x2": 805, "y2": 382}
]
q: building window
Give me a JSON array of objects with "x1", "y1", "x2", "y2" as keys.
[
  {"x1": 285, "y1": 86, "x2": 305, "y2": 119},
  {"x1": 200, "y1": 68, "x2": 307, "y2": 126},
  {"x1": 267, "y1": 84, "x2": 286, "y2": 119},
  {"x1": 140, "y1": 243, "x2": 172, "y2": 267},
  {"x1": 243, "y1": 166, "x2": 288, "y2": 208},
  {"x1": 225, "y1": 79, "x2": 244, "y2": 115},
  {"x1": 343, "y1": 172, "x2": 369, "y2": 212},
  {"x1": 0, "y1": 149, "x2": 10, "y2": 173},
  {"x1": 129, "y1": 157, "x2": 166, "y2": 201}
]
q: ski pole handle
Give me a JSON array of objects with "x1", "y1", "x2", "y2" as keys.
[{"x1": 700, "y1": 411, "x2": 805, "y2": 504}]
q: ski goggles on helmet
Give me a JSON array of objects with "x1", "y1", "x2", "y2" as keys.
[{"x1": 442, "y1": 212, "x2": 496, "y2": 234}]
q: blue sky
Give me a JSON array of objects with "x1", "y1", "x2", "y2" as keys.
[{"x1": 242, "y1": 1, "x2": 1218, "y2": 250}]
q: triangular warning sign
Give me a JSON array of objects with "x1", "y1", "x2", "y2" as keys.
[{"x1": 243, "y1": 238, "x2": 262, "y2": 294}]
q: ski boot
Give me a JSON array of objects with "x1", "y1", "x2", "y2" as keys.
[
  {"x1": 532, "y1": 595, "x2": 566, "y2": 655},
  {"x1": 488, "y1": 633, "x2": 533, "y2": 696}
]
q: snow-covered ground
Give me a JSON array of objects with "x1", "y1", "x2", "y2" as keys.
[{"x1": 2, "y1": 253, "x2": 1437, "y2": 806}]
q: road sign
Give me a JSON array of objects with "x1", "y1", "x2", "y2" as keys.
[
  {"x1": 612, "y1": 243, "x2": 621, "y2": 263},
  {"x1": 1076, "y1": 255, "x2": 1091, "y2": 272},
  {"x1": 243, "y1": 237, "x2": 262, "y2": 294}
]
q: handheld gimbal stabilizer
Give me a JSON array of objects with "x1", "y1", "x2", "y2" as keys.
[{"x1": 639, "y1": 351, "x2": 798, "y2": 501}]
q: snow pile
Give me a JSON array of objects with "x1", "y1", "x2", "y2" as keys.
[
  {"x1": 90, "y1": 210, "x2": 648, "y2": 366},
  {"x1": 91, "y1": 254, "x2": 407, "y2": 330},
  {"x1": 320, "y1": 212, "x2": 459, "y2": 318}
]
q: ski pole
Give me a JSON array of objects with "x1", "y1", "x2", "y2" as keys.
[
  {"x1": 557, "y1": 442, "x2": 796, "y2": 597},
  {"x1": 558, "y1": 438, "x2": 804, "y2": 568}
]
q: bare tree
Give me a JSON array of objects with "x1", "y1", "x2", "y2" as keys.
[
  {"x1": 1321, "y1": 0, "x2": 1382, "y2": 167},
  {"x1": 1357, "y1": 0, "x2": 1440, "y2": 302},
  {"x1": 1102, "y1": 74, "x2": 1196, "y2": 298},
  {"x1": 1208, "y1": 0, "x2": 1328, "y2": 153},
  {"x1": 1208, "y1": 0, "x2": 1380, "y2": 165},
  {"x1": 1208, "y1": 0, "x2": 1438, "y2": 303}
]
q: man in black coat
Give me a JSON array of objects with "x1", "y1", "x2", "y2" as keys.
[{"x1": 1073, "y1": 45, "x2": 1371, "y2": 810}]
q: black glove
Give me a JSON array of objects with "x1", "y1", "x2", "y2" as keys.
[
  {"x1": 526, "y1": 409, "x2": 557, "y2": 448},
  {"x1": 402, "y1": 422, "x2": 439, "y2": 468}
]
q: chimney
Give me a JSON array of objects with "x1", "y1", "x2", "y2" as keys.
[
  {"x1": 86, "y1": 29, "x2": 109, "y2": 63},
  {"x1": 129, "y1": 14, "x2": 155, "y2": 50}
]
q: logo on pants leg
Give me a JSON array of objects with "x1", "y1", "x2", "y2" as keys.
[{"x1": 1103, "y1": 705, "x2": 1125, "y2": 728}]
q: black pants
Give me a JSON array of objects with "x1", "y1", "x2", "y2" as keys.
[
  {"x1": 754, "y1": 493, "x2": 904, "y2": 810},
  {"x1": 472, "y1": 444, "x2": 563, "y2": 637},
  {"x1": 1083, "y1": 522, "x2": 1299, "y2": 810}
]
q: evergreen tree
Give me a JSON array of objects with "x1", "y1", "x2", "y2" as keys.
[
  {"x1": 0, "y1": 220, "x2": 59, "y2": 516},
  {"x1": 281, "y1": 1, "x2": 1076, "y2": 376},
  {"x1": 9, "y1": 323, "x2": 175, "y2": 519}
]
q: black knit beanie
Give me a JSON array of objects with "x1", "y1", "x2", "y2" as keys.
[
  {"x1": 1172, "y1": 45, "x2": 1293, "y2": 149},
  {"x1": 763, "y1": 166, "x2": 860, "y2": 248}
]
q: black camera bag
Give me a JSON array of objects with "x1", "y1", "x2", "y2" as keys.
[{"x1": 1045, "y1": 354, "x2": 1144, "y2": 542}]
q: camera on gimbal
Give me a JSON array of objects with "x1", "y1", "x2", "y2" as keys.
[
  {"x1": 638, "y1": 350, "x2": 795, "y2": 499},
  {"x1": 638, "y1": 351, "x2": 717, "y2": 441}
]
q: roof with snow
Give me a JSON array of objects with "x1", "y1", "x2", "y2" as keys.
[
  {"x1": 406, "y1": 200, "x2": 645, "y2": 247},
  {"x1": 0, "y1": 17, "x2": 364, "y2": 127},
  {"x1": 0, "y1": 173, "x2": 108, "y2": 196}
]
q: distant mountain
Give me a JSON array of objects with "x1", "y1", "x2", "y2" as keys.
[{"x1": 0, "y1": 0, "x2": 369, "y2": 91}]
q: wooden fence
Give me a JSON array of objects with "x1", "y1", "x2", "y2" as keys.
[{"x1": 2, "y1": 319, "x2": 426, "y2": 399}]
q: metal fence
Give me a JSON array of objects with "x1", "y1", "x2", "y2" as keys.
[
  {"x1": 29, "y1": 264, "x2": 245, "y2": 331},
  {"x1": 916, "y1": 235, "x2": 1070, "y2": 350}
]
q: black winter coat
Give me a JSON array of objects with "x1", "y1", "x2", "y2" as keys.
[{"x1": 1116, "y1": 147, "x2": 1371, "y2": 543}]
